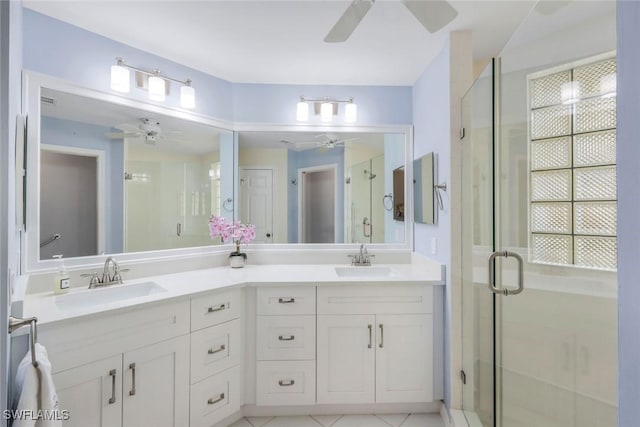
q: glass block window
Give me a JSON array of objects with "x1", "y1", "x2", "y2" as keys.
[{"x1": 528, "y1": 56, "x2": 617, "y2": 270}]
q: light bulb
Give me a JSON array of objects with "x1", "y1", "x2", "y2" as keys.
[
  {"x1": 110, "y1": 64, "x2": 130, "y2": 93},
  {"x1": 148, "y1": 75, "x2": 166, "y2": 102},
  {"x1": 561, "y1": 81, "x2": 580, "y2": 105},
  {"x1": 180, "y1": 84, "x2": 196, "y2": 109},
  {"x1": 320, "y1": 101, "x2": 333, "y2": 122},
  {"x1": 296, "y1": 101, "x2": 309, "y2": 121},
  {"x1": 345, "y1": 102, "x2": 357, "y2": 123}
]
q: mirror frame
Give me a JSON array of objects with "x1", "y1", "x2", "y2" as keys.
[{"x1": 22, "y1": 71, "x2": 414, "y2": 273}]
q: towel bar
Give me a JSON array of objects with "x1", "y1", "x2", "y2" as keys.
[{"x1": 8, "y1": 316, "x2": 38, "y2": 367}]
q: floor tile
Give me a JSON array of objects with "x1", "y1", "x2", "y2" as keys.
[
  {"x1": 229, "y1": 418, "x2": 253, "y2": 427},
  {"x1": 400, "y1": 413, "x2": 445, "y2": 427},
  {"x1": 247, "y1": 416, "x2": 275, "y2": 427},
  {"x1": 376, "y1": 414, "x2": 410, "y2": 427},
  {"x1": 311, "y1": 415, "x2": 342, "y2": 427},
  {"x1": 263, "y1": 416, "x2": 322, "y2": 427},
  {"x1": 332, "y1": 414, "x2": 391, "y2": 427}
]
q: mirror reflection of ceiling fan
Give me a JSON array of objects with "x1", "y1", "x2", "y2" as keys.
[
  {"x1": 325, "y1": 0, "x2": 458, "y2": 43},
  {"x1": 105, "y1": 118, "x2": 182, "y2": 145},
  {"x1": 281, "y1": 134, "x2": 358, "y2": 151}
]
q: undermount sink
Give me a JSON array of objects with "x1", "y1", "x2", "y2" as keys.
[
  {"x1": 55, "y1": 281, "x2": 166, "y2": 310},
  {"x1": 334, "y1": 266, "x2": 398, "y2": 278}
]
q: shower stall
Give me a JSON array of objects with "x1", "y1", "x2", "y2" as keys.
[{"x1": 459, "y1": 2, "x2": 618, "y2": 427}]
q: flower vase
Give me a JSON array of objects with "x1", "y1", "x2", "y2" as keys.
[{"x1": 229, "y1": 253, "x2": 246, "y2": 268}]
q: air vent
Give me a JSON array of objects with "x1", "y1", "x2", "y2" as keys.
[{"x1": 40, "y1": 96, "x2": 56, "y2": 106}]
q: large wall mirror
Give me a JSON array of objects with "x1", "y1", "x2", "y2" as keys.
[
  {"x1": 24, "y1": 73, "x2": 235, "y2": 271},
  {"x1": 236, "y1": 131, "x2": 409, "y2": 244}
]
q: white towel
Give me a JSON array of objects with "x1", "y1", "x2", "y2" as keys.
[{"x1": 12, "y1": 344, "x2": 62, "y2": 427}]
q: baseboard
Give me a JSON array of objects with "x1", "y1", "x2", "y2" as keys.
[
  {"x1": 212, "y1": 410, "x2": 244, "y2": 427},
  {"x1": 447, "y1": 409, "x2": 470, "y2": 427},
  {"x1": 242, "y1": 401, "x2": 441, "y2": 417}
]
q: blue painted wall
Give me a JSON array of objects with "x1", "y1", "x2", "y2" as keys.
[
  {"x1": 412, "y1": 38, "x2": 451, "y2": 405},
  {"x1": 287, "y1": 148, "x2": 345, "y2": 243},
  {"x1": 617, "y1": 1, "x2": 640, "y2": 425},
  {"x1": 41, "y1": 117, "x2": 124, "y2": 254}
]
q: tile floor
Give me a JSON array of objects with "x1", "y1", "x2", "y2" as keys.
[{"x1": 230, "y1": 413, "x2": 444, "y2": 427}]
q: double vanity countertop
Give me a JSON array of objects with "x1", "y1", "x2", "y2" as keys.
[{"x1": 15, "y1": 256, "x2": 445, "y2": 328}]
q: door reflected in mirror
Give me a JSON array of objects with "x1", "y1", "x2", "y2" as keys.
[
  {"x1": 38, "y1": 88, "x2": 234, "y2": 260},
  {"x1": 237, "y1": 131, "x2": 407, "y2": 244}
]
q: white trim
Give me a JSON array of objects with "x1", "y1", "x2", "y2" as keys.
[
  {"x1": 41, "y1": 144, "x2": 106, "y2": 256},
  {"x1": 297, "y1": 163, "x2": 339, "y2": 243}
]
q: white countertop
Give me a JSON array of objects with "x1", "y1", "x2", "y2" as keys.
[{"x1": 19, "y1": 258, "x2": 445, "y2": 327}]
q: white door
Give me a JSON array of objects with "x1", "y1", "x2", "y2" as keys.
[
  {"x1": 122, "y1": 335, "x2": 189, "y2": 427},
  {"x1": 240, "y1": 169, "x2": 273, "y2": 243},
  {"x1": 375, "y1": 314, "x2": 433, "y2": 403},
  {"x1": 52, "y1": 355, "x2": 123, "y2": 427},
  {"x1": 317, "y1": 315, "x2": 375, "y2": 404}
]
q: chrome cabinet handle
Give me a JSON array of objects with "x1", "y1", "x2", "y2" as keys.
[
  {"x1": 488, "y1": 250, "x2": 525, "y2": 296},
  {"x1": 177, "y1": 223, "x2": 182, "y2": 236},
  {"x1": 207, "y1": 393, "x2": 225, "y2": 405},
  {"x1": 278, "y1": 335, "x2": 295, "y2": 341},
  {"x1": 108, "y1": 369, "x2": 116, "y2": 404},
  {"x1": 379, "y1": 324, "x2": 384, "y2": 348},
  {"x1": 207, "y1": 304, "x2": 226, "y2": 313},
  {"x1": 278, "y1": 379, "x2": 295, "y2": 387},
  {"x1": 129, "y1": 363, "x2": 136, "y2": 396},
  {"x1": 208, "y1": 344, "x2": 226, "y2": 355},
  {"x1": 368, "y1": 324, "x2": 372, "y2": 349},
  {"x1": 278, "y1": 297, "x2": 295, "y2": 304}
]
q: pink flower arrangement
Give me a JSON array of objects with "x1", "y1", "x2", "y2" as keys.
[{"x1": 209, "y1": 215, "x2": 256, "y2": 255}]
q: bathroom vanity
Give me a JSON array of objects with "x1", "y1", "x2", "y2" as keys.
[{"x1": 13, "y1": 260, "x2": 444, "y2": 427}]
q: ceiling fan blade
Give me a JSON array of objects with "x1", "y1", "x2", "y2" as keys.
[
  {"x1": 402, "y1": 0, "x2": 458, "y2": 33},
  {"x1": 534, "y1": 0, "x2": 572, "y2": 16},
  {"x1": 324, "y1": 0, "x2": 374, "y2": 43},
  {"x1": 105, "y1": 131, "x2": 140, "y2": 139}
]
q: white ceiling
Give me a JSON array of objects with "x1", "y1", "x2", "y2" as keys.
[
  {"x1": 23, "y1": 0, "x2": 537, "y2": 86},
  {"x1": 238, "y1": 130, "x2": 385, "y2": 151}
]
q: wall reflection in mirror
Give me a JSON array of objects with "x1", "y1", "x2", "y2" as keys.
[
  {"x1": 38, "y1": 88, "x2": 234, "y2": 260},
  {"x1": 236, "y1": 131, "x2": 406, "y2": 244}
]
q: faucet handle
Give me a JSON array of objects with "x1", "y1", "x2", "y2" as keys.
[{"x1": 81, "y1": 272, "x2": 100, "y2": 286}]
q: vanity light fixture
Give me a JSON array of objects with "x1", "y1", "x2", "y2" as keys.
[
  {"x1": 295, "y1": 96, "x2": 358, "y2": 123},
  {"x1": 109, "y1": 57, "x2": 196, "y2": 109}
]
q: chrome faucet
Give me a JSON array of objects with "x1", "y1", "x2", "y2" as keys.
[
  {"x1": 82, "y1": 257, "x2": 129, "y2": 288},
  {"x1": 349, "y1": 244, "x2": 375, "y2": 266}
]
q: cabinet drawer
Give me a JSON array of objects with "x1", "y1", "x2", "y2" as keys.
[
  {"x1": 257, "y1": 315, "x2": 315, "y2": 361},
  {"x1": 191, "y1": 319, "x2": 241, "y2": 384},
  {"x1": 256, "y1": 361, "x2": 316, "y2": 406},
  {"x1": 257, "y1": 286, "x2": 316, "y2": 315},
  {"x1": 190, "y1": 366, "x2": 241, "y2": 427},
  {"x1": 317, "y1": 285, "x2": 433, "y2": 315},
  {"x1": 191, "y1": 289, "x2": 241, "y2": 331}
]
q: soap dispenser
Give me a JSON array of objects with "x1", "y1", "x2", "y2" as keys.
[{"x1": 53, "y1": 254, "x2": 70, "y2": 295}]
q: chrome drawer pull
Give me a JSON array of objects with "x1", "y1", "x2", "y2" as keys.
[
  {"x1": 108, "y1": 369, "x2": 117, "y2": 404},
  {"x1": 129, "y1": 363, "x2": 136, "y2": 396},
  {"x1": 208, "y1": 344, "x2": 226, "y2": 355},
  {"x1": 379, "y1": 324, "x2": 384, "y2": 348},
  {"x1": 207, "y1": 393, "x2": 225, "y2": 405},
  {"x1": 278, "y1": 335, "x2": 295, "y2": 341},
  {"x1": 278, "y1": 379, "x2": 295, "y2": 387},
  {"x1": 278, "y1": 298, "x2": 295, "y2": 304},
  {"x1": 207, "y1": 304, "x2": 226, "y2": 313},
  {"x1": 368, "y1": 324, "x2": 372, "y2": 349}
]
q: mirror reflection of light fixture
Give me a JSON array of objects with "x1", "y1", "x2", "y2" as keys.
[
  {"x1": 109, "y1": 57, "x2": 195, "y2": 108},
  {"x1": 296, "y1": 98, "x2": 309, "y2": 121},
  {"x1": 561, "y1": 81, "x2": 581, "y2": 104},
  {"x1": 600, "y1": 73, "x2": 617, "y2": 98},
  {"x1": 295, "y1": 96, "x2": 358, "y2": 123},
  {"x1": 110, "y1": 58, "x2": 130, "y2": 93}
]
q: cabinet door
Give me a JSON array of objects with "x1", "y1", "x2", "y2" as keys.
[
  {"x1": 122, "y1": 335, "x2": 190, "y2": 427},
  {"x1": 317, "y1": 315, "x2": 375, "y2": 404},
  {"x1": 375, "y1": 314, "x2": 433, "y2": 403},
  {"x1": 52, "y1": 355, "x2": 123, "y2": 427}
]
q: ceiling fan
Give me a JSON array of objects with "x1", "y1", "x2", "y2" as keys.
[
  {"x1": 281, "y1": 133, "x2": 358, "y2": 151},
  {"x1": 325, "y1": 0, "x2": 458, "y2": 43},
  {"x1": 106, "y1": 118, "x2": 181, "y2": 145}
]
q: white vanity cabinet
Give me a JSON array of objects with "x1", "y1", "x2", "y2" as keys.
[
  {"x1": 44, "y1": 300, "x2": 191, "y2": 427},
  {"x1": 189, "y1": 289, "x2": 243, "y2": 427},
  {"x1": 316, "y1": 285, "x2": 434, "y2": 405}
]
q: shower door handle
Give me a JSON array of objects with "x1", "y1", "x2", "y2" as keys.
[
  {"x1": 488, "y1": 250, "x2": 524, "y2": 296},
  {"x1": 363, "y1": 217, "x2": 371, "y2": 238}
]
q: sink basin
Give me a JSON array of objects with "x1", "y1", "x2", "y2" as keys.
[
  {"x1": 334, "y1": 266, "x2": 398, "y2": 278},
  {"x1": 55, "y1": 281, "x2": 166, "y2": 310}
]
